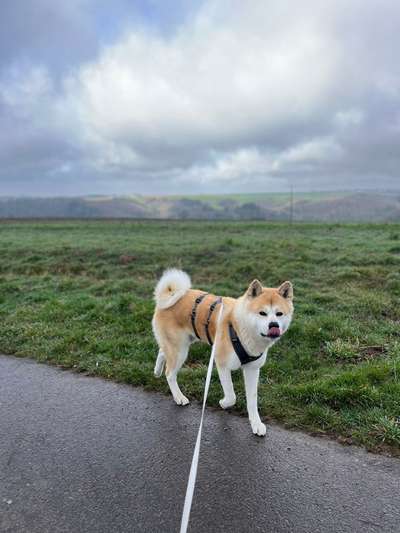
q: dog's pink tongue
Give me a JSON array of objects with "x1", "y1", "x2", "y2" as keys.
[{"x1": 268, "y1": 327, "x2": 281, "y2": 337}]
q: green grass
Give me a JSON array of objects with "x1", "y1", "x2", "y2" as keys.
[{"x1": 0, "y1": 220, "x2": 399, "y2": 454}]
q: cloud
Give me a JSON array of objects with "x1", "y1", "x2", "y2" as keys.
[
  {"x1": 0, "y1": 0, "x2": 400, "y2": 194},
  {"x1": 0, "y1": 64, "x2": 53, "y2": 114}
]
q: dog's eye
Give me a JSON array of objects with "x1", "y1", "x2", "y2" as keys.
[
  {"x1": 259, "y1": 311, "x2": 267, "y2": 316},
  {"x1": 276, "y1": 311, "x2": 283, "y2": 317}
]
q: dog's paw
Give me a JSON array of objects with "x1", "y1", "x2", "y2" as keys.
[
  {"x1": 174, "y1": 394, "x2": 190, "y2": 406},
  {"x1": 250, "y1": 419, "x2": 267, "y2": 437},
  {"x1": 219, "y1": 396, "x2": 236, "y2": 409}
]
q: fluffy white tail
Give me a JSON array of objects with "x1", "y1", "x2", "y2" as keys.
[{"x1": 154, "y1": 269, "x2": 191, "y2": 309}]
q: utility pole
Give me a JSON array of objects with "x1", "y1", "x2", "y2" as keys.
[{"x1": 289, "y1": 184, "x2": 294, "y2": 224}]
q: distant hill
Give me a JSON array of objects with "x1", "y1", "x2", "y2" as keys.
[{"x1": 0, "y1": 191, "x2": 399, "y2": 222}]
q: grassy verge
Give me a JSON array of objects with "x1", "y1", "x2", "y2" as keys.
[{"x1": 0, "y1": 220, "x2": 399, "y2": 454}]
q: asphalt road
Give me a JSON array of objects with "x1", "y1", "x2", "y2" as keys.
[{"x1": 1, "y1": 355, "x2": 399, "y2": 533}]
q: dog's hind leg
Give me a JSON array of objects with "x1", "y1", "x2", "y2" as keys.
[
  {"x1": 217, "y1": 365, "x2": 236, "y2": 409},
  {"x1": 163, "y1": 336, "x2": 191, "y2": 406},
  {"x1": 154, "y1": 349, "x2": 165, "y2": 377}
]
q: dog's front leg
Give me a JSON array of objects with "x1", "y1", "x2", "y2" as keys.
[
  {"x1": 242, "y1": 366, "x2": 266, "y2": 436},
  {"x1": 217, "y1": 365, "x2": 236, "y2": 409}
]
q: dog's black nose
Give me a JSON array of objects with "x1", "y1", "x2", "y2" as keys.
[{"x1": 269, "y1": 321, "x2": 279, "y2": 329}]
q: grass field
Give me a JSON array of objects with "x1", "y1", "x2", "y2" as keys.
[{"x1": 1, "y1": 220, "x2": 399, "y2": 454}]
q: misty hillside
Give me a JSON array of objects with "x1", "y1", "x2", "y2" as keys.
[{"x1": 0, "y1": 192, "x2": 399, "y2": 222}]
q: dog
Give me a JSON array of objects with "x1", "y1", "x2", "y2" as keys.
[{"x1": 152, "y1": 269, "x2": 294, "y2": 436}]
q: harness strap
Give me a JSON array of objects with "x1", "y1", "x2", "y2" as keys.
[
  {"x1": 229, "y1": 323, "x2": 263, "y2": 365},
  {"x1": 191, "y1": 293, "x2": 208, "y2": 339},
  {"x1": 204, "y1": 297, "x2": 222, "y2": 345}
]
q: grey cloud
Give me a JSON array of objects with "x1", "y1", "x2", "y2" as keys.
[{"x1": 0, "y1": 1, "x2": 98, "y2": 75}]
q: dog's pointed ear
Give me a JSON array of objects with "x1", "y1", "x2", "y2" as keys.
[
  {"x1": 246, "y1": 279, "x2": 263, "y2": 298},
  {"x1": 278, "y1": 281, "x2": 293, "y2": 300}
]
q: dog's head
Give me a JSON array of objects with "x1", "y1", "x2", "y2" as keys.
[{"x1": 237, "y1": 279, "x2": 294, "y2": 343}]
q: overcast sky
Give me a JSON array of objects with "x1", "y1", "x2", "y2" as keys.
[{"x1": 0, "y1": 0, "x2": 399, "y2": 196}]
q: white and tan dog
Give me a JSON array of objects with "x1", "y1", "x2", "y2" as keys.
[{"x1": 152, "y1": 269, "x2": 294, "y2": 436}]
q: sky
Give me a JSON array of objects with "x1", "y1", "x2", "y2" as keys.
[{"x1": 0, "y1": 0, "x2": 399, "y2": 196}]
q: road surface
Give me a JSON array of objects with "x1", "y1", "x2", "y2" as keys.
[{"x1": 1, "y1": 355, "x2": 399, "y2": 532}]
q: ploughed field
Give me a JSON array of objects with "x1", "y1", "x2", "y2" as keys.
[{"x1": 0, "y1": 220, "x2": 399, "y2": 454}]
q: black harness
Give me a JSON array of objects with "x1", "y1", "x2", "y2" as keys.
[
  {"x1": 191, "y1": 293, "x2": 222, "y2": 345},
  {"x1": 190, "y1": 293, "x2": 208, "y2": 340},
  {"x1": 190, "y1": 294, "x2": 264, "y2": 364},
  {"x1": 228, "y1": 323, "x2": 263, "y2": 365},
  {"x1": 205, "y1": 296, "x2": 222, "y2": 345}
]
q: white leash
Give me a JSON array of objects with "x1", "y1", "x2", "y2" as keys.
[{"x1": 179, "y1": 304, "x2": 223, "y2": 533}]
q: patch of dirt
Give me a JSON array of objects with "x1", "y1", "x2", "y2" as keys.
[
  {"x1": 355, "y1": 345, "x2": 386, "y2": 362},
  {"x1": 119, "y1": 254, "x2": 137, "y2": 264}
]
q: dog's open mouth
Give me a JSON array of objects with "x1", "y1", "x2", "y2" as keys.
[
  {"x1": 261, "y1": 326, "x2": 281, "y2": 339},
  {"x1": 262, "y1": 326, "x2": 281, "y2": 339}
]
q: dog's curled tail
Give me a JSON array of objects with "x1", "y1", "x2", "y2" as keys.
[{"x1": 154, "y1": 269, "x2": 191, "y2": 309}]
